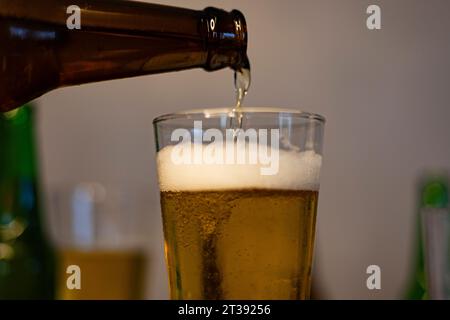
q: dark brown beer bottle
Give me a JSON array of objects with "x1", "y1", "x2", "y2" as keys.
[{"x1": 0, "y1": 0, "x2": 249, "y2": 112}]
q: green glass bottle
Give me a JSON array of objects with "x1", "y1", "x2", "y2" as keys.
[
  {"x1": 405, "y1": 173, "x2": 449, "y2": 299},
  {"x1": 0, "y1": 104, "x2": 55, "y2": 299}
]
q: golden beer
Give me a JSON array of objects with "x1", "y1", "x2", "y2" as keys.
[{"x1": 161, "y1": 189, "x2": 318, "y2": 299}]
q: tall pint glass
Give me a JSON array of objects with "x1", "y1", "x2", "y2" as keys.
[{"x1": 153, "y1": 108, "x2": 325, "y2": 299}]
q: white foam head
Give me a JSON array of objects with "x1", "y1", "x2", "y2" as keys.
[{"x1": 157, "y1": 143, "x2": 322, "y2": 192}]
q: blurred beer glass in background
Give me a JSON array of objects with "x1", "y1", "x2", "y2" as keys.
[
  {"x1": 420, "y1": 175, "x2": 450, "y2": 300},
  {"x1": 422, "y1": 207, "x2": 450, "y2": 300},
  {"x1": 154, "y1": 107, "x2": 325, "y2": 299},
  {"x1": 49, "y1": 183, "x2": 147, "y2": 300},
  {"x1": 405, "y1": 173, "x2": 448, "y2": 299}
]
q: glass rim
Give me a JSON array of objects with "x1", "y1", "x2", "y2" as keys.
[{"x1": 153, "y1": 107, "x2": 326, "y2": 124}]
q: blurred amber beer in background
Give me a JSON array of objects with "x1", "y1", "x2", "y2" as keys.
[
  {"x1": 154, "y1": 108, "x2": 325, "y2": 299},
  {"x1": 51, "y1": 183, "x2": 147, "y2": 300},
  {"x1": 57, "y1": 249, "x2": 145, "y2": 300}
]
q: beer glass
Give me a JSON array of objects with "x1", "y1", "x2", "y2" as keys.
[
  {"x1": 49, "y1": 182, "x2": 147, "y2": 300},
  {"x1": 153, "y1": 108, "x2": 325, "y2": 299}
]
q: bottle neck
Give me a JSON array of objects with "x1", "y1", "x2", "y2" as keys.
[
  {"x1": 2, "y1": 0, "x2": 248, "y2": 73},
  {"x1": 0, "y1": 1, "x2": 249, "y2": 112},
  {"x1": 201, "y1": 7, "x2": 249, "y2": 71}
]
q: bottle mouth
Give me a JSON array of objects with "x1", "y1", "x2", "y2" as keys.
[
  {"x1": 205, "y1": 50, "x2": 249, "y2": 72},
  {"x1": 203, "y1": 7, "x2": 249, "y2": 71},
  {"x1": 230, "y1": 9, "x2": 249, "y2": 71}
]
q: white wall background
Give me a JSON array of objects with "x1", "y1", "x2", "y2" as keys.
[{"x1": 36, "y1": 0, "x2": 450, "y2": 299}]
